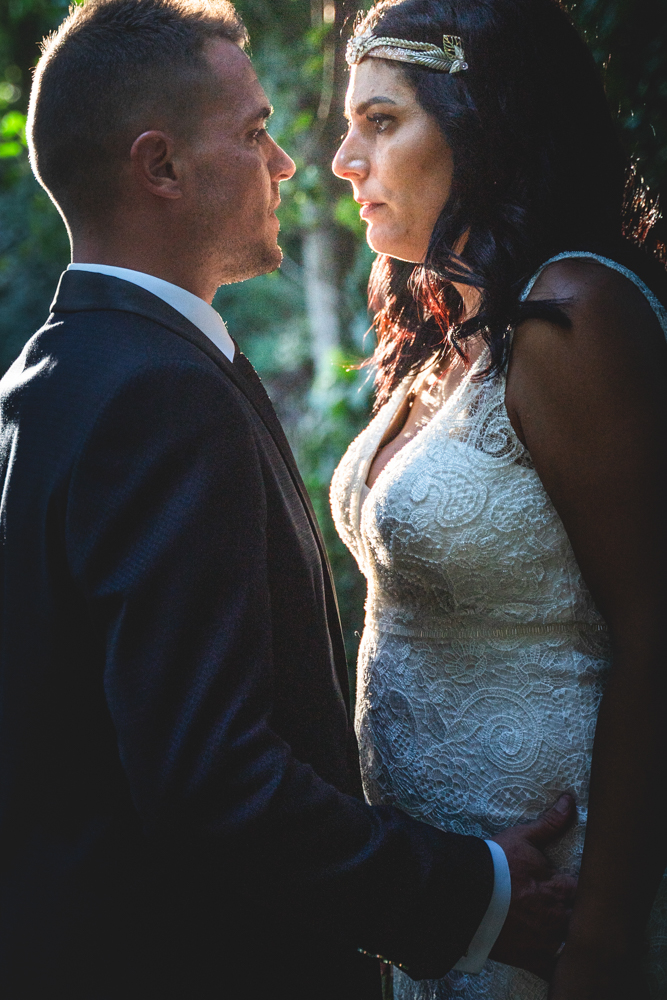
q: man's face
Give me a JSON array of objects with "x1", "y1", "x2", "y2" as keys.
[{"x1": 183, "y1": 39, "x2": 295, "y2": 286}]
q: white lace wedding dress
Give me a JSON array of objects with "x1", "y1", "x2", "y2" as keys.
[{"x1": 331, "y1": 253, "x2": 667, "y2": 999}]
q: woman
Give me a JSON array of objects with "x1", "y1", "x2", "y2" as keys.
[{"x1": 330, "y1": 1, "x2": 667, "y2": 998}]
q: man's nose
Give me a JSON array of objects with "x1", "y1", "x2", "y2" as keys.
[{"x1": 270, "y1": 138, "x2": 296, "y2": 182}]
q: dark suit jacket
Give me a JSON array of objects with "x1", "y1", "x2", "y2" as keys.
[{"x1": 0, "y1": 271, "x2": 493, "y2": 998}]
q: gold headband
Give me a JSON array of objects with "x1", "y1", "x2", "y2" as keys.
[{"x1": 346, "y1": 31, "x2": 468, "y2": 74}]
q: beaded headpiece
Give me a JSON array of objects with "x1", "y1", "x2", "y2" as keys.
[{"x1": 346, "y1": 31, "x2": 468, "y2": 74}]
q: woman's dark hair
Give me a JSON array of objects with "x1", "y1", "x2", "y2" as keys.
[{"x1": 355, "y1": 0, "x2": 667, "y2": 407}]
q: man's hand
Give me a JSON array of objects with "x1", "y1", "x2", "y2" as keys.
[{"x1": 489, "y1": 794, "x2": 577, "y2": 980}]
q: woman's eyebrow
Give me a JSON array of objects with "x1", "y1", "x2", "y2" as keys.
[{"x1": 350, "y1": 96, "x2": 398, "y2": 117}]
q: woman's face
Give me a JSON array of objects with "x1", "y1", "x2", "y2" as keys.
[{"x1": 332, "y1": 58, "x2": 454, "y2": 263}]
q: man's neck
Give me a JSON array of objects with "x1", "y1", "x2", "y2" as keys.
[{"x1": 70, "y1": 235, "x2": 217, "y2": 304}]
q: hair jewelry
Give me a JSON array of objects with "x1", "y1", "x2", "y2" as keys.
[{"x1": 346, "y1": 31, "x2": 467, "y2": 73}]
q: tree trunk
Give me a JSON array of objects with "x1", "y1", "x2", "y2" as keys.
[{"x1": 302, "y1": 223, "x2": 341, "y2": 392}]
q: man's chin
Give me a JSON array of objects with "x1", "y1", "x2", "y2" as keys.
[
  {"x1": 218, "y1": 242, "x2": 284, "y2": 286},
  {"x1": 263, "y1": 243, "x2": 284, "y2": 274}
]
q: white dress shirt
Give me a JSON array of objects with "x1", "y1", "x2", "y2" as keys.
[
  {"x1": 68, "y1": 262, "x2": 510, "y2": 974},
  {"x1": 453, "y1": 839, "x2": 510, "y2": 973}
]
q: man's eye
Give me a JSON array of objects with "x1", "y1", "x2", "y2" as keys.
[{"x1": 250, "y1": 127, "x2": 268, "y2": 142}]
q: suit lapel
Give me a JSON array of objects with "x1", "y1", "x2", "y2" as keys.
[
  {"x1": 231, "y1": 350, "x2": 308, "y2": 500},
  {"x1": 50, "y1": 271, "x2": 292, "y2": 454},
  {"x1": 51, "y1": 270, "x2": 350, "y2": 703},
  {"x1": 231, "y1": 348, "x2": 349, "y2": 698}
]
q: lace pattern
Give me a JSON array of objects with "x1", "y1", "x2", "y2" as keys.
[{"x1": 330, "y1": 254, "x2": 667, "y2": 999}]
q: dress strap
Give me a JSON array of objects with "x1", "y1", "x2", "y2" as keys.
[{"x1": 519, "y1": 251, "x2": 667, "y2": 335}]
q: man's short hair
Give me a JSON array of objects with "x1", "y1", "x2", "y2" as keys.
[{"x1": 27, "y1": 0, "x2": 248, "y2": 223}]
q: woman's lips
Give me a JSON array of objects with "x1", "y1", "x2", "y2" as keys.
[{"x1": 359, "y1": 202, "x2": 384, "y2": 221}]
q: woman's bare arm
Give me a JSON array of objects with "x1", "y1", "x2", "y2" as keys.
[{"x1": 505, "y1": 258, "x2": 667, "y2": 998}]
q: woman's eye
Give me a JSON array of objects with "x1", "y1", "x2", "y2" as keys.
[{"x1": 367, "y1": 114, "x2": 393, "y2": 133}]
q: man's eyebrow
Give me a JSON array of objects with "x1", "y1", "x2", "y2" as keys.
[
  {"x1": 246, "y1": 104, "x2": 274, "y2": 126},
  {"x1": 346, "y1": 95, "x2": 398, "y2": 119}
]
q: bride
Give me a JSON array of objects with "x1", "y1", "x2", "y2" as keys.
[{"x1": 330, "y1": 1, "x2": 667, "y2": 998}]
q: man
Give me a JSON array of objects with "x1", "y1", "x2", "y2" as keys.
[{"x1": 0, "y1": 1, "x2": 576, "y2": 996}]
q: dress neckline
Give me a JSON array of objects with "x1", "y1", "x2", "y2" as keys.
[
  {"x1": 356, "y1": 251, "x2": 667, "y2": 530},
  {"x1": 359, "y1": 348, "x2": 490, "y2": 523}
]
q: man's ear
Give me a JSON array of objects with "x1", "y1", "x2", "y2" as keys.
[{"x1": 130, "y1": 131, "x2": 183, "y2": 200}]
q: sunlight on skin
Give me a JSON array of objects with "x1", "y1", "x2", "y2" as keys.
[
  {"x1": 332, "y1": 57, "x2": 482, "y2": 489},
  {"x1": 333, "y1": 58, "x2": 453, "y2": 265},
  {"x1": 70, "y1": 39, "x2": 295, "y2": 302}
]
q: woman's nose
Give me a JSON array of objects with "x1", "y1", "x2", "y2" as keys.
[{"x1": 332, "y1": 132, "x2": 367, "y2": 180}]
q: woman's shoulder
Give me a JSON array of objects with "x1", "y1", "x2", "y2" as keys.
[
  {"x1": 523, "y1": 252, "x2": 667, "y2": 335},
  {"x1": 506, "y1": 252, "x2": 667, "y2": 448},
  {"x1": 516, "y1": 252, "x2": 667, "y2": 360}
]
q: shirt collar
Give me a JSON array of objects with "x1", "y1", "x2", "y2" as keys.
[{"x1": 67, "y1": 263, "x2": 235, "y2": 362}]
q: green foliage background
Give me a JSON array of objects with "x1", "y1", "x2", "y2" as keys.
[{"x1": 1, "y1": 0, "x2": 665, "y2": 688}]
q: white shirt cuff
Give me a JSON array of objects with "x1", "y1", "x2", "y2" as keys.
[{"x1": 452, "y1": 840, "x2": 511, "y2": 974}]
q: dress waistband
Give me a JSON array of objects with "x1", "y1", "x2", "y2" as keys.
[{"x1": 369, "y1": 617, "x2": 608, "y2": 642}]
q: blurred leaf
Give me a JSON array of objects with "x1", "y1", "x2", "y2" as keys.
[
  {"x1": 291, "y1": 109, "x2": 315, "y2": 135},
  {"x1": 0, "y1": 139, "x2": 22, "y2": 156},
  {"x1": 335, "y1": 193, "x2": 366, "y2": 236},
  {"x1": 1, "y1": 109, "x2": 26, "y2": 142}
]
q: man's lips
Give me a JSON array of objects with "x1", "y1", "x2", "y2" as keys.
[{"x1": 269, "y1": 204, "x2": 281, "y2": 227}]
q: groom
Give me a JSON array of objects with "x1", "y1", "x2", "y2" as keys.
[{"x1": 0, "y1": 1, "x2": 576, "y2": 997}]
